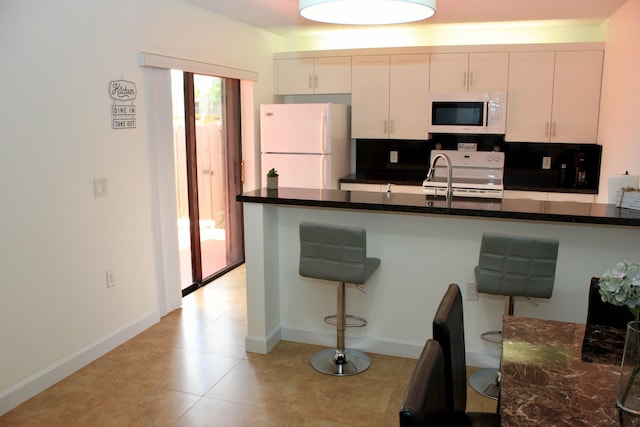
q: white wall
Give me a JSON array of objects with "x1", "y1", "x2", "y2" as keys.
[
  {"x1": 0, "y1": 0, "x2": 281, "y2": 413},
  {"x1": 597, "y1": 0, "x2": 640, "y2": 202}
]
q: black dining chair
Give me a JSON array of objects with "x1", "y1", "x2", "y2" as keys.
[
  {"x1": 587, "y1": 276, "x2": 634, "y2": 329},
  {"x1": 399, "y1": 339, "x2": 448, "y2": 427},
  {"x1": 581, "y1": 276, "x2": 634, "y2": 364},
  {"x1": 433, "y1": 283, "x2": 501, "y2": 426}
]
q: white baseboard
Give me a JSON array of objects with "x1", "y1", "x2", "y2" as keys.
[
  {"x1": 245, "y1": 326, "x2": 281, "y2": 354},
  {"x1": 0, "y1": 310, "x2": 160, "y2": 416},
  {"x1": 273, "y1": 325, "x2": 500, "y2": 366},
  {"x1": 281, "y1": 324, "x2": 425, "y2": 359}
]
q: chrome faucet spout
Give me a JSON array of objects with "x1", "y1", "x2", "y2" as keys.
[{"x1": 425, "y1": 153, "x2": 453, "y2": 203}]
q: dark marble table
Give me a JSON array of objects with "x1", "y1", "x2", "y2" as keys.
[{"x1": 500, "y1": 316, "x2": 626, "y2": 426}]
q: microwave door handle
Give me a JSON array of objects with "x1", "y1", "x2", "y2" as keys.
[{"x1": 485, "y1": 102, "x2": 489, "y2": 127}]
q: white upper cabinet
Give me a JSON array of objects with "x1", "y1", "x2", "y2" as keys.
[
  {"x1": 352, "y1": 54, "x2": 430, "y2": 139},
  {"x1": 351, "y1": 55, "x2": 390, "y2": 139},
  {"x1": 429, "y1": 53, "x2": 467, "y2": 92},
  {"x1": 469, "y1": 53, "x2": 510, "y2": 93},
  {"x1": 551, "y1": 51, "x2": 603, "y2": 143},
  {"x1": 506, "y1": 50, "x2": 603, "y2": 143},
  {"x1": 430, "y1": 52, "x2": 509, "y2": 93},
  {"x1": 506, "y1": 52, "x2": 556, "y2": 142},
  {"x1": 389, "y1": 54, "x2": 430, "y2": 139},
  {"x1": 275, "y1": 57, "x2": 351, "y2": 95}
]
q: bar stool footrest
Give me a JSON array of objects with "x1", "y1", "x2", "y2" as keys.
[
  {"x1": 481, "y1": 330, "x2": 503, "y2": 344},
  {"x1": 323, "y1": 314, "x2": 367, "y2": 328}
]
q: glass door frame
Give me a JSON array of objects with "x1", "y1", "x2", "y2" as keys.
[{"x1": 179, "y1": 72, "x2": 244, "y2": 297}]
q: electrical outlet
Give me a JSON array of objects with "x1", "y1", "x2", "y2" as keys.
[
  {"x1": 106, "y1": 270, "x2": 116, "y2": 288},
  {"x1": 467, "y1": 282, "x2": 479, "y2": 301},
  {"x1": 542, "y1": 157, "x2": 551, "y2": 170},
  {"x1": 390, "y1": 151, "x2": 398, "y2": 164}
]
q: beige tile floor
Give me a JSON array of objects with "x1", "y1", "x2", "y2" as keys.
[{"x1": 0, "y1": 264, "x2": 496, "y2": 426}]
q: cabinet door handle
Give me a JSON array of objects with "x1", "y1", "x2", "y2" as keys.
[
  {"x1": 384, "y1": 120, "x2": 388, "y2": 134},
  {"x1": 463, "y1": 72, "x2": 467, "y2": 89},
  {"x1": 552, "y1": 122, "x2": 557, "y2": 137},
  {"x1": 308, "y1": 75, "x2": 313, "y2": 89},
  {"x1": 469, "y1": 71, "x2": 474, "y2": 88},
  {"x1": 390, "y1": 119, "x2": 395, "y2": 134},
  {"x1": 314, "y1": 75, "x2": 318, "y2": 88}
]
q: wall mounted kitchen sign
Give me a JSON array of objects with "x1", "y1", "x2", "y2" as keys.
[{"x1": 109, "y1": 79, "x2": 137, "y2": 129}]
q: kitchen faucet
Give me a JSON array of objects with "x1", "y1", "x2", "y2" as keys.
[{"x1": 424, "y1": 153, "x2": 453, "y2": 203}]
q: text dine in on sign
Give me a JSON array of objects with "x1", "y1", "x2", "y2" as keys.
[{"x1": 112, "y1": 105, "x2": 136, "y2": 115}]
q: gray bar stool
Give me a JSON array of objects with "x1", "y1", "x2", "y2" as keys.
[
  {"x1": 299, "y1": 222, "x2": 380, "y2": 376},
  {"x1": 469, "y1": 233, "x2": 559, "y2": 399}
]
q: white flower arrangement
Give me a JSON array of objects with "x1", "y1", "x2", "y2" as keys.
[
  {"x1": 600, "y1": 262, "x2": 640, "y2": 410},
  {"x1": 599, "y1": 261, "x2": 640, "y2": 321}
]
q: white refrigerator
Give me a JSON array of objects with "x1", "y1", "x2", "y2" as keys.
[{"x1": 260, "y1": 103, "x2": 350, "y2": 190}]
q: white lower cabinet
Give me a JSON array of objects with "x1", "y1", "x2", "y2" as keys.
[
  {"x1": 547, "y1": 192, "x2": 595, "y2": 203},
  {"x1": 504, "y1": 190, "x2": 595, "y2": 203},
  {"x1": 503, "y1": 190, "x2": 548, "y2": 201},
  {"x1": 340, "y1": 183, "x2": 383, "y2": 192},
  {"x1": 389, "y1": 184, "x2": 428, "y2": 195},
  {"x1": 340, "y1": 183, "x2": 428, "y2": 194},
  {"x1": 343, "y1": 187, "x2": 595, "y2": 202}
]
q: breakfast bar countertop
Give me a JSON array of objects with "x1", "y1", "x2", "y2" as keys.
[{"x1": 237, "y1": 187, "x2": 640, "y2": 227}]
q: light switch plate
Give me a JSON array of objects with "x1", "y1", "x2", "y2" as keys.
[{"x1": 93, "y1": 178, "x2": 108, "y2": 198}]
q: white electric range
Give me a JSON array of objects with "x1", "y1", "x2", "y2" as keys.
[{"x1": 422, "y1": 149, "x2": 505, "y2": 199}]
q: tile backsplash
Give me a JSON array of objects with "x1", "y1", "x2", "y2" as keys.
[
  {"x1": 355, "y1": 137, "x2": 602, "y2": 193},
  {"x1": 502, "y1": 142, "x2": 602, "y2": 192},
  {"x1": 355, "y1": 139, "x2": 429, "y2": 182}
]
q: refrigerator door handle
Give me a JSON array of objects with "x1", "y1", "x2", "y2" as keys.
[
  {"x1": 321, "y1": 110, "x2": 327, "y2": 153},
  {"x1": 321, "y1": 155, "x2": 327, "y2": 188}
]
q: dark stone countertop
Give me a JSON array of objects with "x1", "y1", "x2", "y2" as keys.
[{"x1": 237, "y1": 187, "x2": 640, "y2": 227}]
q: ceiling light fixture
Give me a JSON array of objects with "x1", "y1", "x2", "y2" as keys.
[{"x1": 299, "y1": 0, "x2": 436, "y2": 25}]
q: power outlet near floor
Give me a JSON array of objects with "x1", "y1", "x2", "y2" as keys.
[{"x1": 466, "y1": 282, "x2": 479, "y2": 301}]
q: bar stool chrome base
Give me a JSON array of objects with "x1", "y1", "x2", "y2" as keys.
[
  {"x1": 469, "y1": 368, "x2": 500, "y2": 400},
  {"x1": 311, "y1": 348, "x2": 371, "y2": 376}
]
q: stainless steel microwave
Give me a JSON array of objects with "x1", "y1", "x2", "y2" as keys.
[{"x1": 429, "y1": 92, "x2": 507, "y2": 134}]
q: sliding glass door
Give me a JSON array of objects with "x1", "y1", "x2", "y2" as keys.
[{"x1": 171, "y1": 70, "x2": 244, "y2": 296}]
